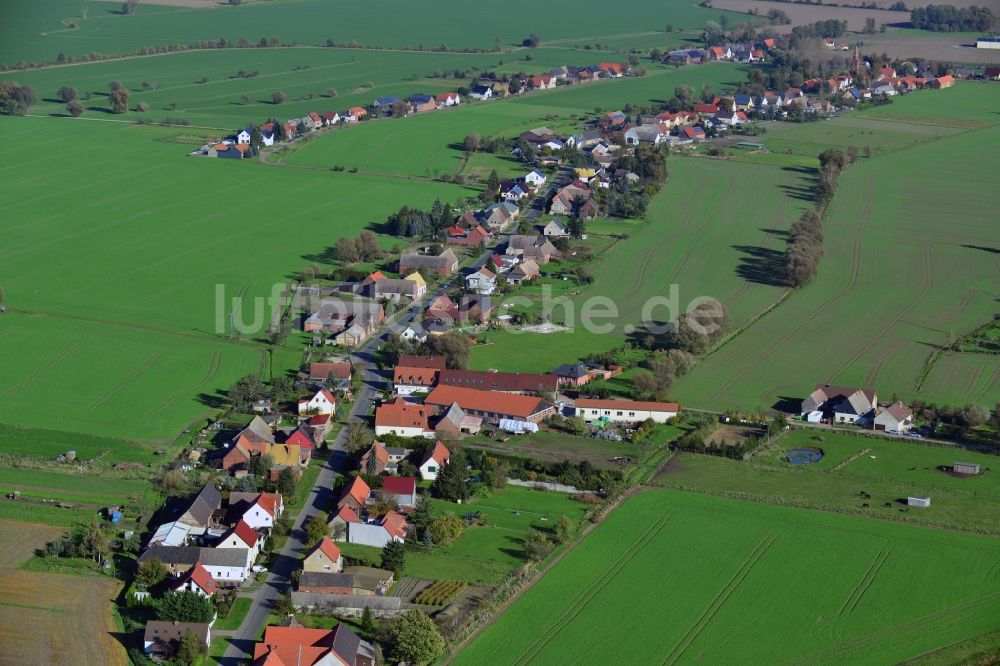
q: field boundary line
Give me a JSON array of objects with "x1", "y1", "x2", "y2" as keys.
[
  {"x1": 512, "y1": 511, "x2": 674, "y2": 666},
  {"x1": 828, "y1": 448, "x2": 871, "y2": 473},
  {"x1": 662, "y1": 534, "x2": 777, "y2": 665},
  {"x1": 89, "y1": 352, "x2": 162, "y2": 409},
  {"x1": 846, "y1": 550, "x2": 889, "y2": 615}
]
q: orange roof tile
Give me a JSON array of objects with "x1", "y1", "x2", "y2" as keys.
[
  {"x1": 375, "y1": 398, "x2": 434, "y2": 429},
  {"x1": 425, "y1": 385, "x2": 551, "y2": 420}
]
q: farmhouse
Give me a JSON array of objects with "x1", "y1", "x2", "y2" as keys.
[
  {"x1": 381, "y1": 476, "x2": 417, "y2": 508},
  {"x1": 508, "y1": 259, "x2": 539, "y2": 285},
  {"x1": 308, "y1": 361, "x2": 352, "y2": 387},
  {"x1": 466, "y1": 267, "x2": 497, "y2": 295},
  {"x1": 438, "y1": 368, "x2": 559, "y2": 395},
  {"x1": 337, "y1": 477, "x2": 371, "y2": 514},
  {"x1": 139, "y1": 546, "x2": 253, "y2": 585},
  {"x1": 436, "y1": 92, "x2": 461, "y2": 107},
  {"x1": 360, "y1": 441, "x2": 409, "y2": 474},
  {"x1": 339, "y1": 510, "x2": 408, "y2": 548},
  {"x1": 399, "y1": 248, "x2": 459, "y2": 276},
  {"x1": 253, "y1": 625, "x2": 374, "y2": 666},
  {"x1": 575, "y1": 398, "x2": 680, "y2": 424},
  {"x1": 801, "y1": 384, "x2": 877, "y2": 423},
  {"x1": 543, "y1": 219, "x2": 569, "y2": 237},
  {"x1": 170, "y1": 562, "x2": 217, "y2": 598},
  {"x1": 425, "y1": 385, "x2": 554, "y2": 423},
  {"x1": 873, "y1": 401, "x2": 914, "y2": 433},
  {"x1": 372, "y1": 276, "x2": 427, "y2": 302},
  {"x1": 393, "y1": 364, "x2": 440, "y2": 395},
  {"x1": 227, "y1": 491, "x2": 283, "y2": 531},
  {"x1": 374, "y1": 398, "x2": 435, "y2": 438},
  {"x1": 433, "y1": 401, "x2": 484, "y2": 438}
]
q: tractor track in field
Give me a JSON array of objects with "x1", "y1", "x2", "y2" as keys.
[
  {"x1": 708, "y1": 177, "x2": 876, "y2": 400},
  {"x1": 2, "y1": 342, "x2": 85, "y2": 398},
  {"x1": 824, "y1": 247, "x2": 933, "y2": 385},
  {"x1": 512, "y1": 512, "x2": 675, "y2": 666},
  {"x1": 863, "y1": 339, "x2": 902, "y2": 386},
  {"x1": 88, "y1": 352, "x2": 163, "y2": 409},
  {"x1": 614, "y1": 162, "x2": 707, "y2": 309},
  {"x1": 963, "y1": 361, "x2": 986, "y2": 397},
  {"x1": 839, "y1": 550, "x2": 890, "y2": 617},
  {"x1": 983, "y1": 364, "x2": 1000, "y2": 400},
  {"x1": 725, "y1": 207, "x2": 782, "y2": 307},
  {"x1": 0, "y1": 327, "x2": 18, "y2": 343},
  {"x1": 662, "y1": 535, "x2": 778, "y2": 665},
  {"x1": 146, "y1": 350, "x2": 223, "y2": 420},
  {"x1": 781, "y1": 591, "x2": 1000, "y2": 666}
]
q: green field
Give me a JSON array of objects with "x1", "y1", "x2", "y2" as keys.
[
  {"x1": 0, "y1": 116, "x2": 471, "y2": 441},
  {"x1": 674, "y1": 85, "x2": 1000, "y2": 411},
  {"x1": 0, "y1": 0, "x2": 744, "y2": 65},
  {"x1": 456, "y1": 490, "x2": 1000, "y2": 665}
]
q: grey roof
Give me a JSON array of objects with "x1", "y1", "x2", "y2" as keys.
[
  {"x1": 400, "y1": 249, "x2": 458, "y2": 269},
  {"x1": 300, "y1": 571, "x2": 355, "y2": 588},
  {"x1": 438, "y1": 402, "x2": 466, "y2": 428},
  {"x1": 554, "y1": 364, "x2": 589, "y2": 379},
  {"x1": 139, "y1": 545, "x2": 248, "y2": 568},
  {"x1": 836, "y1": 390, "x2": 873, "y2": 416},
  {"x1": 375, "y1": 278, "x2": 420, "y2": 296},
  {"x1": 241, "y1": 416, "x2": 275, "y2": 443},
  {"x1": 144, "y1": 621, "x2": 210, "y2": 648},
  {"x1": 179, "y1": 484, "x2": 222, "y2": 528},
  {"x1": 331, "y1": 623, "x2": 363, "y2": 662}
]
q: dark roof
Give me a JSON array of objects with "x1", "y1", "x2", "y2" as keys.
[
  {"x1": 144, "y1": 621, "x2": 210, "y2": 653},
  {"x1": 139, "y1": 545, "x2": 249, "y2": 568},
  {"x1": 553, "y1": 364, "x2": 589, "y2": 379},
  {"x1": 331, "y1": 623, "x2": 362, "y2": 662},
  {"x1": 180, "y1": 484, "x2": 222, "y2": 528},
  {"x1": 299, "y1": 571, "x2": 356, "y2": 588},
  {"x1": 439, "y1": 369, "x2": 558, "y2": 394}
]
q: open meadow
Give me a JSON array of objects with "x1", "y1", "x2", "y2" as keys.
[
  {"x1": 674, "y1": 85, "x2": 1000, "y2": 412},
  {"x1": 659, "y1": 429, "x2": 1000, "y2": 533},
  {"x1": 0, "y1": 116, "x2": 471, "y2": 441},
  {"x1": 456, "y1": 490, "x2": 1000, "y2": 665},
  {"x1": 0, "y1": 0, "x2": 744, "y2": 65}
]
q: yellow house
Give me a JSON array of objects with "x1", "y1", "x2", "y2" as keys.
[
  {"x1": 403, "y1": 271, "x2": 428, "y2": 297},
  {"x1": 574, "y1": 167, "x2": 597, "y2": 179},
  {"x1": 303, "y1": 537, "x2": 343, "y2": 573}
]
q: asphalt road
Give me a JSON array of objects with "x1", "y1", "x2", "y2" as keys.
[{"x1": 220, "y1": 234, "x2": 509, "y2": 662}]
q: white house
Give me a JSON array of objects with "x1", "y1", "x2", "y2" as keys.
[
  {"x1": 236, "y1": 129, "x2": 252, "y2": 144},
  {"x1": 298, "y1": 388, "x2": 337, "y2": 415},
  {"x1": 345, "y1": 512, "x2": 407, "y2": 548},
  {"x1": 833, "y1": 389, "x2": 876, "y2": 424},
  {"x1": 228, "y1": 491, "x2": 283, "y2": 531},
  {"x1": 543, "y1": 219, "x2": 569, "y2": 237},
  {"x1": 623, "y1": 125, "x2": 665, "y2": 146},
  {"x1": 575, "y1": 398, "x2": 680, "y2": 424},
  {"x1": 215, "y1": 521, "x2": 262, "y2": 558},
  {"x1": 374, "y1": 398, "x2": 435, "y2": 437},
  {"x1": 140, "y1": 546, "x2": 253, "y2": 585},
  {"x1": 418, "y1": 442, "x2": 450, "y2": 481},
  {"x1": 524, "y1": 169, "x2": 547, "y2": 187},
  {"x1": 400, "y1": 324, "x2": 428, "y2": 343},
  {"x1": 465, "y1": 267, "x2": 497, "y2": 295},
  {"x1": 170, "y1": 563, "x2": 217, "y2": 598},
  {"x1": 470, "y1": 85, "x2": 493, "y2": 100},
  {"x1": 874, "y1": 401, "x2": 914, "y2": 433},
  {"x1": 382, "y1": 477, "x2": 417, "y2": 508},
  {"x1": 436, "y1": 92, "x2": 461, "y2": 107}
]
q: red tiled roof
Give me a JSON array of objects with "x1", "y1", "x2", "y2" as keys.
[
  {"x1": 310, "y1": 536, "x2": 341, "y2": 563},
  {"x1": 285, "y1": 428, "x2": 314, "y2": 449},
  {"x1": 173, "y1": 562, "x2": 218, "y2": 596},
  {"x1": 398, "y1": 355, "x2": 447, "y2": 369},
  {"x1": 382, "y1": 511, "x2": 408, "y2": 540},
  {"x1": 336, "y1": 505, "x2": 360, "y2": 523},
  {"x1": 422, "y1": 441, "x2": 450, "y2": 466},
  {"x1": 425, "y1": 385, "x2": 552, "y2": 420},
  {"x1": 347, "y1": 106, "x2": 367, "y2": 116},
  {"x1": 309, "y1": 362, "x2": 351, "y2": 381},
  {"x1": 257, "y1": 492, "x2": 281, "y2": 517},
  {"x1": 575, "y1": 398, "x2": 680, "y2": 413},
  {"x1": 308, "y1": 413, "x2": 331, "y2": 427},
  {"x1": 435, "y1": 92, "x2": 459, "y2": 102},
  {"x1": 382, "y1": 476, "x2": 416, "y2": 495},
  {"x1": 232, "y1": 520, "x2": 259, "y2": 548},
  {"x1": 437, "y1": 369, "x2": 559, "y2": 394},
  {"x1": 393, "y1": 366, "x2": 440, "y2": 387},
  {"x1": 343, "y1": 477, "x2": 370, "y2": 506}
]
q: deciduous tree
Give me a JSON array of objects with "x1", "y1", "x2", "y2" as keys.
[{"x1": 390, "y1": 610, "x2": 445, "y2": 664}]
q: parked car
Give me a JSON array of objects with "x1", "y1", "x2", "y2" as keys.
[
  {"x1": 252, "y1": 565, "x2": 267, "y2": 573},
  {"x1": 906, "y1": 432, "x2": 923, "y2": 439}
]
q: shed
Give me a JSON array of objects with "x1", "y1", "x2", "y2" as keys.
[
  {"x1": 907, "y1": 495, "x2": 931, "y2": 508},
  {"x1": 953, "y1": 462, "x2": 981, "y2": 476}
]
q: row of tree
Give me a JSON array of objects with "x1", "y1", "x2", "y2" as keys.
[
  {"x1": 911, "y1": 4, "x2": 995, "y2": 32},
  {"x1": 335, "y1": 230, "x2": 383, "y2": 263}
]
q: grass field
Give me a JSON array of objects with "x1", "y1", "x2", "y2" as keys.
[
  {"x1": 0, "y1": 0, "x2": 744, "y2": 65},
  {"x1": 339, "y1": 485, "x2": 587, "y2": 585},
  {"x1": 0, "y1": 423, "x2": 163, "y2": 464},
  {"x1": 674, "y1": 85, "x2": 1000, "y2": 411},
  {"x1": 0, "y1": 521, "x2": 127, "y2": 665},
  {"x1": 0, "y1": 116, "x2": 471, "y2": 441},
  {"x1": 658, "y1": 428, "x2": 1000, "y2": 532},
  {"x1": 456, "y1": 490, "x2": 1000, "y2": 665},
  {"x1": 471, "y1": 156, "x2": 807, "y2": 371}
]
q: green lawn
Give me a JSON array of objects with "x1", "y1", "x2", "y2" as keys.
[
  {"x1": 463, "y1": 429, "x2": 647, "y2": 468},
  {"x1": 456, "y1": 489, "x2": 1000, "y2": 665},
  {"x1": 213, "y1": 596, "x2": 252, "y2": 631},
  {"x1": 339, "y1": 485, "x2": 588, "y2": 585},
  {"x1": 0, "y1": 423, "x2": 163, "y2": 464}
]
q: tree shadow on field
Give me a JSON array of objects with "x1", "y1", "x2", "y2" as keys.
[
  {"x1": 760, "y1": 227, "x2": 788, "y2": 240},
  {"x1": 197, "y1": 390, "x2": 229, "y2": 409},
  {"x1": 733, "y1": 245, "x2": 788, "y2": 287},
  {"x1": 961, "y1": 244, "x2": 1000, "y2": 255},
  {"x1": 772, "y1": 396, "x2": 801, "y2": 414}
]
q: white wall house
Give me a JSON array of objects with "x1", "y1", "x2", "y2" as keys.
[
  {"x1": 575, "y1": 399, "x2": 679, "y2": 424},
  {"x1": 465, "y1": 267, "x2": 497, "y2": 295},
  {"x1": 299, "y1": 389, "x2": 336, "y2": 415}
]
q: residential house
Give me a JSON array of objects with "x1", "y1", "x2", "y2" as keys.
[
  {"x1": 683, "y1": 126, "x2": 706, "y2": 141},
  {"x1": 252, "y1": 624, "x2": 374, "y2": 666},
  {"x1": 599, "y1": 62, "x2": 627, "y2": 77},
  {"x1": 508, "y1": 235, "x2": 560, "y2": 264},
  {"x1": 409, "y1": 93, "x2": 436, "y2": 113},
  {"x1": 931, "y1": 75, "x2": 955, "y2": 88},
  {"x1": 216, "y1": 520, "x2": 261, "y2": 558},
  {"x1": 575, "y1": 398, "x2": 680, "y2": 424},
  {"x1": 529, "y1": 74, "x2": 556, "y2": 89},
  {"x1": 435, "y1": 92, "x2": 461, "y2": 107},
  {"x1": 424, "y1": 293, "x2": 461, "y2": 324},
  {"x1": 374, "y1": 398, "x2": 436, "y2": 438},
  {"x1": 624, "y1": 124, "x2": 666, "y2": 146},
  {"x1": 298, "y1": 388, "x2": 336, "y2": 415},
  {"x1": 382, "y1": 477, "x2": 417, "y2": 508},
  {"x1": 520, "y1": 127, "x2": 557, "y2": 146},
  {"x1": 874, "y1": 401, "x2": 914, "y2": 433},
  {"x1": 393, "y1": 364, "x2": 440, "y2": 395},
  {"x1": 308, "y1": 361, "x2": 352, "y2": 388},
  {"x1": 543, "y1": 218, "x2": 569, "y2": 236},
  {"x1": 470, "y1": 85, "x2": 493, "y2": 100},
  {"x1": 323, "y1": 111, "x2": 340, "y2": 126},
  {"x1": 425, "y1": 385, "x2": 555, "y2": 423},
  {"x1": 417, "y1": 442, "x2": 450, "y2": 481},
  {"x1": 373, "y1": 277, "x2": 426, "y2": 302},
  {"x1": 337, "y1": 477, "x2": 371, "y2": 514},
  {"x1": 343, "y1": 106, "x2": 367, "y2": 122},
  {"x1": 399, "y1": 248, "x2": 459, "y2": 276},
  {"x1": 801, "y1": 384, "x2": 878, "y2": 423},
  {"x1": 176, "y1": 484, "x2": 222, "y2": 534},
  {"x1": 550, "y1": 183, "x2": 592, "y2": 217},
  {"x1": 445, "y1": 224, "x2": 490, "y2": 247},
  {"x1": 709, "y1": 46, "x2": 732, "y2": 60},
  {"x1": 139, "y1": 546, "x2": 252, "y2": 585},
  {"x1": 733, "y1": 93, "x2": 755, "y2": 110},
  {"x1": 144, "y1": 621, "x2": 211, "y2": 660},
  {"x1": 303, "y1": 537, "x2": 343, "y2": 573},
  {"x1": 400, "y1": 323, "x2": 427, "y2": 344},
  {"x1": 343, "y1": 511, "x2": 408, "y2": 548},
  {"x1": 170, "y1": 563, "x2": 217, "y2": 598},
  {"x1": 600, "y1": 111, "x2": 627, "y2": 129},
  {"x1": 227, "y1": 492, "x2": 283, "y2": 531},
  {"x1": 553, "y1": 363, "x2": 591, "y2": 387},
  {"x1": 466, "y1": 267, "x2": 497, "y2": 295},
  {"x1": 524, "y1": 169, "x2": 547, "y2": 187},
  {"x1": 508, "y1": 258, "x2": 540, "y2": 284}
]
